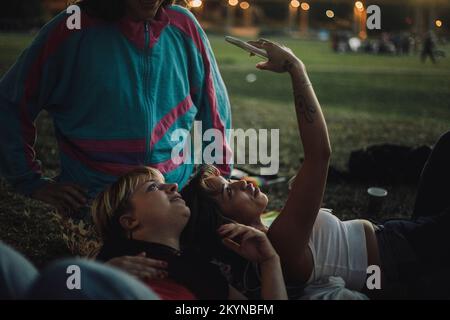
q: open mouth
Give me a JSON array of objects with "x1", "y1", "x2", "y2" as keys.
[
  {"x1": 246, "y1": 184, "x2": 258, "y2": 198},
  {"x1": 170, "y1": 195, "x2": 185, "y2": 203}
]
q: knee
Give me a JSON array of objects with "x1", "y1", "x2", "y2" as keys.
[
  {"x1": 433, "y1": 131, "x2": 450, "y2": 154},
  {"x1": 438, "y1": 131, "x2": 450, "y2": 144}
]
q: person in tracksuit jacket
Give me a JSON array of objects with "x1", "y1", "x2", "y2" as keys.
[{"x1": 0, "y1": 0, "x2": 232, "y2": 256}]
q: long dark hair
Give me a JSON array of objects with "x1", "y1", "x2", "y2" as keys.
[
  {"x1": 180, "y1": 165, "x2": 236, "y2": 260},
  {"x1": 73, "y1": 0, "x2": 187, "y2": 21}
]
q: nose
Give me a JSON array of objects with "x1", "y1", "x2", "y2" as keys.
[
  {"x1": 162, "y1": 183, "x2": 178, "y2": 193},
  {"x1": 231, "y1": 180, "x2": 247, "y2": 190}
]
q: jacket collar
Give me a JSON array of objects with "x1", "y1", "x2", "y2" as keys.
[{"x1": 117, "y1": 6, "x2": 170, "y2": 50}]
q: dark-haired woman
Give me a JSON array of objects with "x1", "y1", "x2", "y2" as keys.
[{"x1": 181, "y1": 39, "x2": 450, "y2": 300}]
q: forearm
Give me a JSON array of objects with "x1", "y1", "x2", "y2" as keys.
[
  {"x1": 288, "y1": 63, "x2": 331, "y2": 161},
  {"x1": 259, "y1": 256, "x2": 288, "y2": 300}
]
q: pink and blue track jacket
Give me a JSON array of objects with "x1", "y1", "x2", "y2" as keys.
[{"x1": 0, "y1": 5, "x2": 232, "y2": 199}]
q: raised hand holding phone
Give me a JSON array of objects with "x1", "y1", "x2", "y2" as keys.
[{"x1": 225, "y1": 36, "x2": 268, "y2": 59}]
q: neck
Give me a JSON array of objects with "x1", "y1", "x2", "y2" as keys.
[
  {"x1": 133, "y1": 229, "x2": 181, "y2": 251},
  {"x1": 250, "y1": 218, "x2": 268, "y2": 233},
  {"x1": 126, "y1": 7, "x2": 159, "y2": 22}
]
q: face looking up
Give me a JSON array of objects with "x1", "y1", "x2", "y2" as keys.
[
  {"x1": 203, "y1": 176, "x2": 269, "y2": 225},
  {"x1": 120, "y1": 176, "x2": 191, "y2": 238}
]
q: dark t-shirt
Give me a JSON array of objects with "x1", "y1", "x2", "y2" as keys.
[
  {"x1": 97, "y1": 239, "x2": 229, "y2": 300},
  {"x1": 214, "y1": 252, "x2": 305, "y2": 300}
]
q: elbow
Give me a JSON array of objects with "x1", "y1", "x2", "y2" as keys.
[
  {"x1": 313, "y1": 145, "x2": 332, "y2": 162},
  {"x1": 323, "y1": 145, "x2": 332, "y2": 160}
]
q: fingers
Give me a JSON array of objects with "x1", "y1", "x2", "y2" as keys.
[
  {"x1": 127, "y1": 255, "x2": 169, "y2": 270},
  {"x1": 57, "y1": 189, "x2": 84, "y2": 211},
  {"x1": 107, "y1": 255, "x2": 169, "y2": 281},
  {"x1": 221, "y1": 238, "x2": 241, "y2": 255},
  {"x1": 248, "y1": 38, "x2": 276, "y2": 49},
  {"x1": 241, "y1": 229, "x2": 258, "y2": 243},
  {"x1": 64, "y1": 185, "x2": 88, "y2": 205},
  {"x1": 218, "y1": 223, "x2": 242, "y2": 239},
  {"x1": 219, "y1": 225, "x2": 242, "y2": 239},
  {"x1": 124, "y1": 264, "x2": 168, "y2": 280},
  {"x1": 247, "y1": 40, "x2": 265, "y2": 49},
  {"x1": 32, "y1": 182, "x2": 88, "y2": 214},
  {"x1": 256, "y1": 61, "x2": 270, "y2": 70},
  {"x1": 218, "y1": 223, "x2": 259, "y2": 242},
  {"x1": 64, "y1": 182, "x2": 88, "y2": 194}
]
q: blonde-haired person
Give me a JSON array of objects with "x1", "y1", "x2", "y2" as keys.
[{"x1": 91, "y1": 166, "x2": 287, "y2": 300}]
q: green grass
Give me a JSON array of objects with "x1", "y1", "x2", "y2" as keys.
[{"x1": 0, "y1": 32, "x2": 449, "y2": 266}]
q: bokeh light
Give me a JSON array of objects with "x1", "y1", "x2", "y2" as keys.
[
  {"x1": 290, "y1": 0, "x2": 300, "y2": 9},
  {"x1": 355, "y1": 1, "x2": 364, "y2": 11},
  {"x1": 326, "y1": 10, "x2": 335, "y2": 18},
  {"x1": 301, "y1": 2, "x2": 310, "y2": 11},
  {"x1": 240, "y1": 1, "x2": 250, "y2": 10},
  {"x1": 190, "y1": 0, "x2": 202, "y2": 8}
]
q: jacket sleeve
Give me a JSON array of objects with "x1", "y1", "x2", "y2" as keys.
[
  {"x1": 0, "y1": 13, "x2": 67, "y2": 196},
  {"x1": 181, "y1": 8, "x2": 233, "y2": 177}
]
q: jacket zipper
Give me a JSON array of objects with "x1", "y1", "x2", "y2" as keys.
[{"x1": 144, "y1": 22, "x2": 152, "y2": 164}]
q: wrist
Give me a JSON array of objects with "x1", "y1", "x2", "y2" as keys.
[
  {"x1": 259, "y1": 254, "x2": 280, "y2": 267},
  {"x1": 289, "y1": 64, "x2": 312, "y2": 88},
  {"x1": 287, "y1": 58, "x2": 306, "y2": 75}
]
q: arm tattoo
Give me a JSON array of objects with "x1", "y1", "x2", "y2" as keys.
[
  {"x1": 294, "y1": 92, "x2": 316, "y2": 123},
  {"x1": 285, "y1": 58, "x2": 316, "y2": 122}
]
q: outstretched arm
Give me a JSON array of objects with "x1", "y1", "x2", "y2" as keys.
[{"x1": 248, "y1": 39, "x2": 331, "y2": 282}]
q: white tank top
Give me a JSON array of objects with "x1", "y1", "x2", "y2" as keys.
[{"x1": 306, "y1": 208, "x2": 368, "y2": 290}]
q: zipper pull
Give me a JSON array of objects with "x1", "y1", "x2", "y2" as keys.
[{"x1": 144, "y1": 22, "x2": 149, "y2": 33}]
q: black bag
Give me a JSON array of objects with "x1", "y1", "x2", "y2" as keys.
[{"x1": 348, "y1": 144, "x2": 431, "y2": 184}]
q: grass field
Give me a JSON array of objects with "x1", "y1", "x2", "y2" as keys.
[{"x1": 0, "y1": 32, "x2": 449, "y2": 266}]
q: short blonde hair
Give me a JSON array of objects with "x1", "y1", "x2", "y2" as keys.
[{"x1": 91, "y1": 166, "x2": 165, "y2": 241}]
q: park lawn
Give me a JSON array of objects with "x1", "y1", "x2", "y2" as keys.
[{"x1": 0, "y1": 32, "x2": 449, "y2": 266}]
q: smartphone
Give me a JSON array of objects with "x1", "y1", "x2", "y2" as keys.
[{"x1": 225, "y1": 36, "x2": 268, "y2": 59}]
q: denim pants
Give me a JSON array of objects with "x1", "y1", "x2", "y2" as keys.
[{"x1": 0, "y1": 241, "x2": 158, "y2": 300}]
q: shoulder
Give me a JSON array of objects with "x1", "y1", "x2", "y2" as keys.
[
  {"x1": 30, "y1": 9, "x2": 103, "y2": 53},
  {"x1": 165, "y1": 5, "x2": 204, "y2": 35},
  {"x1": 166, "y1": 5, "x2": 199, "y2": 24}
]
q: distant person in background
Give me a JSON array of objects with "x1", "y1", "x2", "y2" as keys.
[{"x1": 421, "y1": 31, "x2": 437, "y2": 64}]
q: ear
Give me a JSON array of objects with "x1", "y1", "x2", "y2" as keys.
[{"x1": 119, "y1": 213, "x2": 139, "y2": 232}]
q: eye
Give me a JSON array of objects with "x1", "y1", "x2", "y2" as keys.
[{"x1": 146, "y1": 183, "x2": 159, "y2": 192}]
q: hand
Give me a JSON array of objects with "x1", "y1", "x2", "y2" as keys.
[
  {"x1": 31, "y1": 180, "x2": 88, "y2": 215},
  {"x1": 107, "y1": 252, "x2": 169, "y2": 281},
  {"x1": 247, "y1": 38, "x2": 304, "y2": 73},
  {"x1": 218, "y1": 223, "x2": 278, "y2": 264}
]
